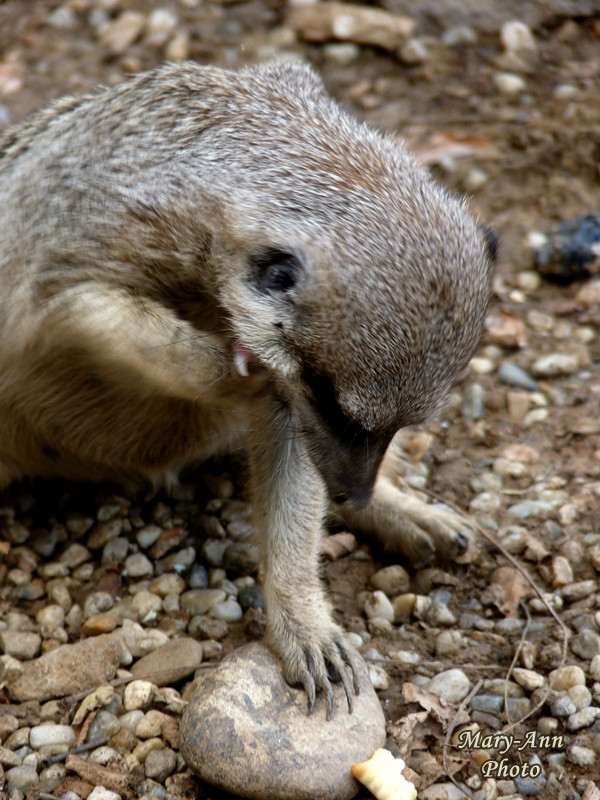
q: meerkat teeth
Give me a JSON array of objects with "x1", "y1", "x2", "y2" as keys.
[
  {"x1": 233, "y1": 349, "x2": 249, "y2": 377},
  {"x1": 350, "y1": 748, "x2": 417, "y2": 800}
]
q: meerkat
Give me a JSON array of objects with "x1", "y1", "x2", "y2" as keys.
[{"x1": 0, "y1": 62, "x2": 496, "y2": 716}]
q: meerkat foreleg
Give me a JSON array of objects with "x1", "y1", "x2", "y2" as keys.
[
  {"x1": 246, "y1": 400, "x2": 358, "y2": 718},
  {"x1": 336, "y1": 476, "x2": 474, "y2": 568},
  {"x1": 40, "y1": 283, "x2": 230, "y2": 400}
]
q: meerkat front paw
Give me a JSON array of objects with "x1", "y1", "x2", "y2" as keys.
[
  {"x1": 266, "y1": 606, "x2": 359, "y2": 719},
  {"x1": 338, "y1": 478, "x2": 475, "y2": 569}
]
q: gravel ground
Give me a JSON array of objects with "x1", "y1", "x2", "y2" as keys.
[{"x1": 2, "y1": 1, "x2": 600, "y2": 799}]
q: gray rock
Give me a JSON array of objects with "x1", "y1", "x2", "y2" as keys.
[
  {"x1": 144, "y1": 747, "x2": 177, "y2": 782},
  {"x1": 130, "y1": 637, "x2": 203, "y2": 686},
  {"x1": 470, "y1": 694, "x2": 504, "y2": 714},
  {"x1": 180, "y1": 642, "x2": 385, "y2": 800},
  {"x1": 0, "y1": 631, "x2": 41, "y2": 660},
  {"x1": 180, "y1": 588, "x2": 226, "y2": 615},
  {"x1": 498, "y1": 362, "x2": 537, "y2": 390},
  {"x1": 571, "y1": 630, "x2": 600, "y2": 659},
  {"x1": 4, "y1": 764, "x2": 39, "y2": 790},
  {"x1": 426, "y1": 669, "x2": 471, "y2": 704},
  {"x1": 7, "y1": 633, "x2": 121, "y2": 702}
]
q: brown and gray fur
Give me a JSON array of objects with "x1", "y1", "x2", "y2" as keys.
[{"x1": 0, "y1": 62, "x2": 495, "y2": 715}]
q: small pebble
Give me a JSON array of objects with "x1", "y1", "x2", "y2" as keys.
[
  {"x1": 124, "y1": 680, "x2": 155, "y2": 711},
  {"x1": 146, "y1": 8, "x2": 178, "y2": 36},
  {"x1": 364, "y1": 591, "x2": 395, "y2": 622},
  {"x1": 0, "y1": 631, "x2": 41, "y2": 660},
  {"x1": 124, "y1": 552, "x2": 154, "y2": 578},
  {"x1": 144, "y1": 747, "x2": 177, "y2": 782},
  {"x1": 571, "y1": 630, "x2": 600, "y2": 659},
  {"x1": 497, "y1": 362, "x2": 537, "y2": 390},
  {"x1": 532, "y1": 353, "x2": 579, "y2": 377},
  {"x1": 367, "y1": 663, "x2": 389, "y2": 691},
  {"x1": 4, "y1": 765, "x2": 39, "y2": 791},
  {"x1": 136, "y1": 525, "x2": 163, "y2": 549},
  {"x1": 88, "y1": 787, "x2": 122, "y2": 800},
  {"x1": 209, "y1": 598, "x2": 243, "y2": 622},
  {"x1": 551, "y1": 694, "x2": 577, "y2": 718},
  {"x1": 493, "y1": 71, "x2": 526, "y2": 94},
  {"x1": 86, "y1": 710, "x2": 121, "y2": 741},
  {"x1": 549, "y1": 665, "x2": 586, "y2": 690},
  {"x1": 551, "y1": 556, "x2": 574, "y2": 587},
  {"x1": 567, "y1": 707, "x2": 600, "y2": 731},
  {"x1": 567, "y1": 744, "x2": 596, "y2": 766},
  {"x1": 369, "y1": 565, "x2": 410, "y2": 596},
  {"x1": 500, "y1": 20, "x2": 536, "y2": 52},
  {"x1": 399, "y1": 38, "x2": 429, "y2": 64},
  {"x1": 426, "y1": 669, "x2": 471, "y2": 704},
  {"x1": 512, "y1": 668, "x2": 545, "y2": 691},
  {"x1": 562, "y1": 580, "x2": 597, "y2": 602},
  {"x1": 136, "y1": 709, "x2": 170, "y2": 739},
  {"x1": 29, "y1": 724, "x2": 76, "y2": 752}
]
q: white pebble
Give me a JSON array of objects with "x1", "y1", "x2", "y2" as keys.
[
  {"x1": 567, "y1": 684, "x2": 592, "y2": 711},
  {"x1": 549, "y1": 665, "x2": 586, "y2": 690},
  {"x1": 515, "y1": 270, "x2": 542, "y2": 292},
  {"x1": 568, "y1": 745, "x2": 596, "y2": 766},
  {"x1": 209, "y1": 598, "x2": 243, "y2": 622},
  {"x1": 399, "y1": 38, "x2": 429, "y2": 64},
  {"x1": 388, "y1": 650, "x2": 420, "y2": 665},
  {"x1": 523, "y1": 408, "x2": 548, "y2": 426},
  {"x1": 500, "y1": 20, "x2": 536, "y2": 52},
  {"x1": 493, "y1": 72, "x2": 526, "y2": 95},
  {"x1": 426, "y1": 669, "x2": 471, "y2": 704},
  {"x1": 464, "y1": 168, "x2": 488, "y2": 192},
  {"x1": 558, "y1": 503, "x2": 579, "y2": 525},
  {"x1": 323, "y1": 43, "x2": 360, "y2": 64},
  {"x1": 146, "y1": 8, "x2": 178, "y2": 36},
  {"x1": 124, "y1": 680, "x2": 155, "y2": 711},
  {"x1": 90, "y1": 746, "x2": 119, "y2": 765},
  {"x1": 553, "y1": 83, "x2": 581, "y2": 101},
  {"x1": 368, "y1": 663, "x2": 390, "y2": 691},
  {"x1": 30, "y1": 724, "x2": 76, "y2": 751},
  {"x1": 532, "y1": 353, "x2": 579, "y2": 377},
  {"x1": 36, "y1": 604, "x2": 65, "y2": 630},
  {"x1": 165, "y1": 32, "x2": 189, "y2": 61},
  {"x1": 469, "y1": 356, "x2": 494, "y2": 374},
  {"x1": 88, "y1": 787, "x2": 122, "y2": 800},
  {"x1": 124, "y1": 552, "x2": 154, "y2": 578},
  {"x1": 512, "y1": 668, "x2": 545, "y2": 691},
  {"x1": 364, "y1": 590, "x2": 395, "y2": 622},
  {"x1": 590, "y1": 654, "x2": 600, "y2": 682},
  {"x1": 131, "y1": 590, "x2": 162, "y2": 623}
]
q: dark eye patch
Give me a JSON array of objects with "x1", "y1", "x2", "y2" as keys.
[{"x1": 248, "y1": 248, "x2": 303, "y2": 295}]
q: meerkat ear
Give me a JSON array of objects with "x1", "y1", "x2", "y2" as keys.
[
  {"x1": 480, "y1": 224, "x2": 499, "y2": 265},
  {"x1": 248, "y1": 247, "x2": 304, "y2": 295}
]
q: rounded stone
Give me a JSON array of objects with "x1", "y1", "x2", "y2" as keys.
[
  {"x1": 180, "y1": 642, "x2": 385, "y2": 800},
  {"x1": 369, "y1": 565, "x2": 410, "y2": 597},
  {"x1": 426, "y1": 669, "x2": 471, "y2": 704},
  {"x1": 130, "y1": 637, "x2": 203, "y2": 686},
  {"x1": 549, "y1": 665, "x2": 586, "y2": 691},
  {"x1": 363, "y1": 591, "x2": 394, "y2": 623}
]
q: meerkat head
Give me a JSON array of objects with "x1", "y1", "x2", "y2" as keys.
[{"x1": 203, "y1": 62, "x2": 496, "y2": 507}]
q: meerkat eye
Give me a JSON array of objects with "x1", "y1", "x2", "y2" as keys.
[{"x1": 249, "y1": 248, "x2": 303, "y2": 295}]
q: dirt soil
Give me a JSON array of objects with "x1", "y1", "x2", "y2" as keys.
[{"x1": 2, "y1": 1, "x2": 600, "y2": 799}]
